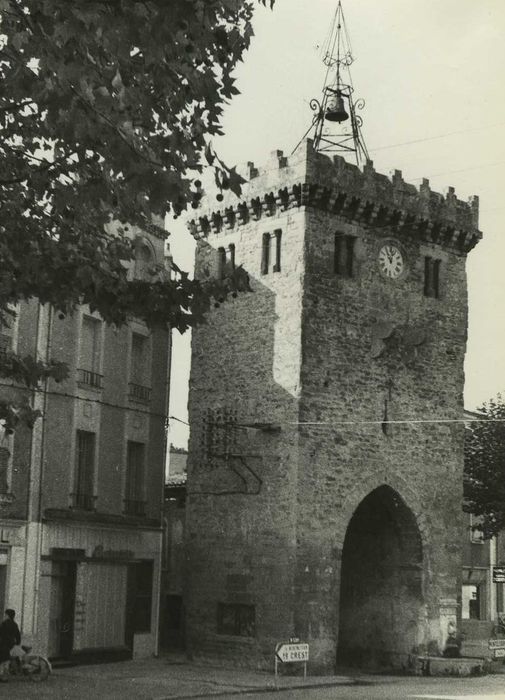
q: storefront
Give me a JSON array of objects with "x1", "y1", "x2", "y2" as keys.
[{"x1": 36, "y1": 521, "x2": 161, "y2": 661}]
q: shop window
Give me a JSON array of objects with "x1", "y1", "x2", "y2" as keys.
[
  {"x1": 424, "y1": 256, "x2": 441, "y2": 298},
  {"x1": 217, "y1": 603, "x2": 255, "y2": 637},
  {"x1": 72, "y1": 430, "x2": 96, "y2": 510},
  {"x1": 334, "y1": 233, "x2": 355, "y2": 277},
  {"x1": 129, "y1": 561, "x2": 153, "y2": 633}
]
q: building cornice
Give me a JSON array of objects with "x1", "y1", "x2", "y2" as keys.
[{"x1": 188, "y1": 139, "x2": 481, "y2": 255}]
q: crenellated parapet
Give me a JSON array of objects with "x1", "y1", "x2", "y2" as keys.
[{"x1": 188, "y1": 139, "x2": 481, "y2": 254}]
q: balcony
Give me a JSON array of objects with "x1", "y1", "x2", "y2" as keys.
[
  {"x1": 128, "y1": 383, "x2": 151, "y2": 403},
  {"x1": 77, "y1": 368, "x2": 103, "y2": 390},
  {"x1": 70, "y1": 492, "x2": 97, "y2": 511},
  {"x1": 123, "y1": 498, "x2": 146, "y2": 517}
]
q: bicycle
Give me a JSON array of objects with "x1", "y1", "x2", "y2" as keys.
[{"x1": 6, "y1": 644, "x2": 51, "y2": 682}]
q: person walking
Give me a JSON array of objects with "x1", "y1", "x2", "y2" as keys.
[{"x1": 0, "y1": 609, "x2": 21, "y2": 682}]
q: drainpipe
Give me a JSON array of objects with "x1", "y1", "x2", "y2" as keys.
[{"x1": 489, "y1": 536, "x2": 497, "y2": 621}]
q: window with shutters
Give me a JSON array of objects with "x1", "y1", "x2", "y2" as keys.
[
  {"x1": 124, "y1": 441, "x2": 146, "y2": 516},
  {"x1": 78, "y1": 316, "x2": 103, "y2": 389},
  {"x1": 0, "y1": 309, "x2": 16, "y2": 356},
  {"x1": 72, "y1": 430, "x2": 96, "y2": 510},
  {"x1": 424, "y1": 256, "x2": 441, "y2": 298},
  {"x1": 0, "y1": 446, "x2": 10, "y2": 494},
  {"x1": 334, "y1": 233, "x2": 355, "y2": 277},
  {"x1": 129, "y1": 333, "x2": 151, "y2": 403}
]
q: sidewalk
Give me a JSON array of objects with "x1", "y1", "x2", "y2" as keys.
[
  {"x1": 63, "y1": 653, "x2": 362, "y2": 698},
  {"x1": 4, "y1": 653, "x2": 366, "y2": 700}
]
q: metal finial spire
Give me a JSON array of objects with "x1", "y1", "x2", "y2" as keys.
[{"x1": 294, "y1": 1, "x2": 369, "y2": 165}]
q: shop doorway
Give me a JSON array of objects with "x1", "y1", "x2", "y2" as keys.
[{"x1": 48, "y1": 561, "x2": 76, "y2": 659}]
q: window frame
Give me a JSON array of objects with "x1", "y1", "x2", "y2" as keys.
[
  {"x1": 129, "y1": 560, "x2": 154, "y2": 633},
  {"x1": 217, "y1": 602, "x2": 256, "y2": 638},
  {"x1": 73, "y1": 430, "x2": 96, "y2": 510},
  {"x1": 334, "y1": 232, "x2": 355, "y2": 278},
  {"x1": 424, "y1": 256, "x2": 441, "y2": 299}
]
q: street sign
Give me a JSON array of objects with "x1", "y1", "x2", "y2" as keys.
[
  {"x1": 275, "y1": 642, "x2": 309, "y2": 663},
  {"x1": 274, "y1": 642, "x2": 309, "y2": 684},
  {"x1": 494, "y1": 648, "x2": 505, "y2": 658},
  {"x1": 493, "y1": 567, "x2": 505, "y2": 583},
  {"x1": 488, "y1": 639, "x2": 505, "y2": 650}
]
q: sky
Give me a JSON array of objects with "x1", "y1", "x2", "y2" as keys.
[{"x1": 167, "y1": 0, "x2": 505, "y2": 448}]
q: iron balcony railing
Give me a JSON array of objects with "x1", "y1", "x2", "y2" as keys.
[
  {"x1": 123, "y1": 498, "x2": 146, "y2": 517},
  {"x1": 128, "y1": 383, "x2": 151, "y2": 403},
  {"x1": 70, "y1": 492, "x2": 97, "y2": 511},
  {"x1": 77, "y1": 368, "x2": 103, "y2": 389}
]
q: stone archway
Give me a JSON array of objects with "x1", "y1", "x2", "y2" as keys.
[{"x1": 337, "y1": 485, "x2": 423, "y2": 670}]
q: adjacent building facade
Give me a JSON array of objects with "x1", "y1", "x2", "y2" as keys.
[
  {"x1": 185, "y1": 140, "x2": 481, "y2": 671},
  {"x1": 0, "y1": 226, "x2": 171, "y2": 661}
]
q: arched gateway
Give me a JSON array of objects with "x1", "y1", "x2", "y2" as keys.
[
  {"x1": 185, "y1": 143, "x2": 481, "y2": 672},
  {"x1": 338, "y1": 486, "x2": 423, "y2": 669}
]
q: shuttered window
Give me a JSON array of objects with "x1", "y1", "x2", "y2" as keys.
[
  {"x1": 74, "y1": 431, "x2": 95, "y2": 509},
  {"x1": 80, "y1": 316, "x2": 102, "y2": 372},
  {"x1": 0, "y1": 447, "x2": 10, "y2": 494}
]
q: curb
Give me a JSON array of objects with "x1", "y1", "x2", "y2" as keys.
[{"x1": 156, "y1": 677, "x2": 368, "y2": 699}]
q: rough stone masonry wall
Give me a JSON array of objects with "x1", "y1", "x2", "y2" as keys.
[
  {"x1": 186, "y1": 205, "x2": 306, "y2": 667},
  {"x1": 296, "y1": 204, "x2": 469, "y2": 668}
]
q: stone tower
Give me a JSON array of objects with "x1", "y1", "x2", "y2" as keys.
[{"x1": 185, "y1": 139, "x2": 481, "y2": 672}]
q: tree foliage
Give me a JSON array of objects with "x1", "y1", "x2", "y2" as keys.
[
  {"x1": 464, "y1": 394, "x2": 505, "y2": 539},
  {"x1": 0, "y1": 0, "x2": 274, "y2": 430}
]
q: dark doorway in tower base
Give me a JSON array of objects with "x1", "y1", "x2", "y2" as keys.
[{"x1": 337, "y1": 486, "x2": 423, "y2": 670}]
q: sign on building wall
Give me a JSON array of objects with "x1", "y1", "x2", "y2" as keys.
[{"x1": 493, "y1": 567, "x2": 505, "y2": 583}]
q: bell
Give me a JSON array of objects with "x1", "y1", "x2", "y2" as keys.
[{"x1": 325, "y1": 91, "x2": 349, "y2": 123}]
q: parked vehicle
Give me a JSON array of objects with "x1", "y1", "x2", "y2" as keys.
[{"x1": 7, "y1": 644, "x2": 51, "y2": 682}]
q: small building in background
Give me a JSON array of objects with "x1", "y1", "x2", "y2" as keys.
[
  {"x1": 160, "y1": 445, "x2": 187, "y2": 650},
  {"x1": 0, "y1": 226, "x2": 171, "y2": 663}
]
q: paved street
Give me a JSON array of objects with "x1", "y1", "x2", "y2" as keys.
[{"x1": 3, "y1": 655, "x2": 505, "y2": 700}]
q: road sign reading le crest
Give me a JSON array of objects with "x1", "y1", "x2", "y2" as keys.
[{"x1": 275, "y1": 642, "x2": 309, "y2": 663}]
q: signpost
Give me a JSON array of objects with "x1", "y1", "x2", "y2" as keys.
[
  {"x1": 274, "y1": 640, "x2": 309, "y2": 682},
  {"x1": 488, "y1": 638, "x2": 505, "y2": 658}
]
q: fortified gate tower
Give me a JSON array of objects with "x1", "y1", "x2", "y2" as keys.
[
  {"x1": 185, "y1": 140, "x2": 481, "y2": 671},
  {"x1": 185, "y1": 3, "x2": 481, "y2": 673}
]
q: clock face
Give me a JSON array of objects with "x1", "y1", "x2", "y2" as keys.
[{"x1": 378, "y1": 244, "x2": 404, "y2": 279}]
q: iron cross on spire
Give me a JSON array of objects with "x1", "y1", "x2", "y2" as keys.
[{"x1": 294, "y1": 0, "x2": 370, "y2": 165}]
